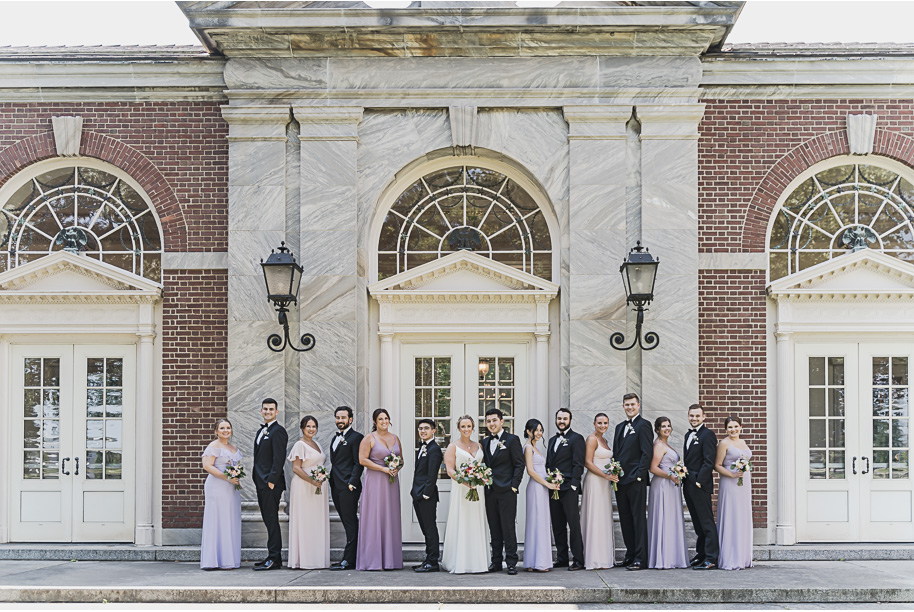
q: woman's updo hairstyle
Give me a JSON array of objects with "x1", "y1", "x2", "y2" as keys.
[{"x1": 654, "y1": 416, "x2": 671, "y2": 435}]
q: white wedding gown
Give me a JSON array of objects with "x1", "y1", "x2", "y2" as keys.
[{"x1": 441, "y1": 446, "x2": 491, "y2": 574}]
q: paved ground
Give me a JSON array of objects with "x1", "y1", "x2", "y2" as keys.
[{"x1": 1, "y1": 605, "x2": 913, "y2": 611}]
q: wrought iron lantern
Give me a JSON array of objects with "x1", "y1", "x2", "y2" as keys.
[
  {"x1": 610, "y1": 241, "x2": 660, "y2": 351},
  {"x1": 261, "y1": 242, "x2": 315, "y2": 353}
]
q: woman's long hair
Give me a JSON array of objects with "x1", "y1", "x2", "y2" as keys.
[
  {"x1": 371, "y1": 408, "x2": 391, "y2": 432},
  {"x1": 524, "y1": 418, "x2": 543, "y2": 440}
]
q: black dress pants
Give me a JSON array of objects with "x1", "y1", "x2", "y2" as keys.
[
  {"x1": 616, "y1": 480, "x2": 648, "y2": 565},
  {"x1": 683, "y1": 483, "x2": 719, "y2": 563},
  {"x1": 412, "y1": 497, "x2": 440, "y2": 564},
  {"x1": 549, "y1": 488, "x2": 584, "y2": 565},
  {"x1": 485, "y1": 488, "x2": 519, "y2": 567},
  {"x1": 256, "y1": 485, "x2": 284, "y2": 563},
  {"x1": 331, "y1": 485, "x2": 361, "y2": 565}
]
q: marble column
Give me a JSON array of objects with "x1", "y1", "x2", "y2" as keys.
[
  {"x1": 775, "y1": 327, "x2": 797, "y2": 545},
  {"x1": 222, "y1": 105, "x2": 290, "y2": 498},
  {"x1": 135, "y1": 327, "x2": 156, "y2": 546},
  {"x1": 292, "y1": 106, "x2": 363, "y2": 444},
  {"x1": 0, "y1": 335, "x2": 8, "y2": 543},
  {"x1": 636, "y1": 104, "x2": 704, "y2": 438},
  {"x1": 563, "y1": 105, "x2": 631, "y2": 425}
]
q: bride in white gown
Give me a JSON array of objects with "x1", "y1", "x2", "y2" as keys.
[{"x1": 441, "y1": 415, "x2": 491, "y2": 574}]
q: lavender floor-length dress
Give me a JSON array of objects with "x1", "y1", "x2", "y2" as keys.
[
  {"x1": 581, "y1": 443, "x2": 616, "y2": 569},
  {"x1": 647, "y1": 445, "x2": 688, "y2": 569},
  {"x1": 356, "y1": 433, "x2": 403, "y2": 570},
  {"x1": 200, "y1": 446, "x2": 242, "y2": 569},
  {"x1": 717, "y1": 444, "x2": 753, "y2": 570},
  {"x1": 523, "y1": 443, "x2": 553, "y2": 571}
]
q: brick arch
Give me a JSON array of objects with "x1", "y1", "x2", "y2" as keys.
[
  {"x1": 742, "y1": 129, "x2": 914, "y2": 252},
  {"x1": 0, "y1": 130, "x2": 187, "y2": 251}
]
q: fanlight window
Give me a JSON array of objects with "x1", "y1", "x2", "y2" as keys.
[
  {"x1": 377, "y1": 165, "x2": 552, "y2": 280},
  {"x1": 0, "y1": 165, "x2": 162, "y2": 280},
  {"x1": 770, "y1": 163, "x2": 914, "y2": 281}
]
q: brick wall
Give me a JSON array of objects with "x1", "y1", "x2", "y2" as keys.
[{"x1": 161, "y1": 269, "x2": 229, "y2": 529}]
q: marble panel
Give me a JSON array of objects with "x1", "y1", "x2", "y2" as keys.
[
  {"x1": 569, "y1": 365, "x2": 627, "y2": 412},
  {"x1": 228, "y1": 320, "x2": 286, "y2": 367},
  {"x1": 569, "y1": 230, "x2": 626, "y2": 276},
  {"x1": 229, "y1": 230, "x2": 285, "y2": 277},
  {"x1": 649, "y1": 273, "x2": 698, "y2": 322},
  {"x1": 641, "y1": 182, "x2": 698, "y2": 232},
  {"x1": 299, "y1": 275, "x2": 358, "y2": 321},
  {"x1": 476, "y1": 110, "x2": 567, "y2": 175},
  {"x1": 568, "y1": 140, "x2": 627, "y2": 186},
  {"x1": 598, "y1": 56, "x2": 702, "y2": 88},
  {"x1": 161, "y1": 252, "x2": 229, "y2": 270},
  {"x1": 635, "y1": 318, "x2": 698, "y2": 368},
  {"x1": 641, "y1": 229, "x2": 697, "y2": 277},
  {"x1": 301, "y1": 365, "x2": 357, "y2": 411},
  {"x1": 641, "y1": 139, "x2": 698, "y2": 186},
  {"x1": 227, "y1": 363, "x2": 285, "y2": 414},
  {"x1": 569, "y1": 274, "x2": 627, "y2": 321},
  {"x1": 224, "y1": 58, "x2": 328, "y2": 90},
  {"x1": 297, "y1": 321, "x2": 357, "y2": 368},
  {"x1": 228, "y1": 274, "x2": 277, "y2": 322},
  {"x1": 228, "y1": 186, "x2": 285, "y2": 231},
  {"x1": 299, "y1": 231, "x2": 357, "y2": 276},
  {"x1": 229, "y1": 141, "x2": 285, "y2": 188},
  {"x1": 301, "y1": 140, "x2": 358, "y2": 188},
  {"x1": 569, "y1": 320, "x2": 627, "y2": 367},
  {"x1": 569, "y1": 184, "x2": 626, "y2": 231},
  {"x1": 641, "y1": 364, "x2": 699, "y2": 427},
  {"x1": 407, "y1": 109, "x2": 451, "y2": 152},
  {"x1": 301, "y1": 186, "x2": 357, "y2": 231}
]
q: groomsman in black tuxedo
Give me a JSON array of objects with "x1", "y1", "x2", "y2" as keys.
[
  {"x1": 612, "y1": 392, "x2": 653, "y2": 571},
  {"x1": 411, "y1": 419, "x2": 444, "y2": 573},
  {"x1": 329, "y1": 406, "x2": 364, "y2": 571},
  {"x1": 482, "y1": 407, "x2": 525, "y2": 575},
  {"x1": 546, "y1": 408, "x2": 586, "y2": 571},
  {"x1": 683, "y1": 403, "x2": 720, "y2": 570},
  {"x1": 253, "y1": 398, "x2": 288, "y2": 571}
]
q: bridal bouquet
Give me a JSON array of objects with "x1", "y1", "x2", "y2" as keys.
[
  {"x1": 223, "y1": 460, "x2": 246, "y2": 491},
  {"x1": 731, "y1": 456, "x2": 752, "y2": 486},
  {"x1": 668, "y1": 460, "x2": 688, "y2": 486},
  {"x1": 604, "y1": 459, "x2": 624, "y2": 492},
  {"x1": 455, "y1": 459, "x2": 492, "y2": 502},
  {"x1": 545, "y1": 469, "x2": 564, "y2": 500},
  {"x1": 384, "y1": 453, "x2": 404, "y2": 483},
  {"x1": 310, "y1": 465, "x2": 329, "y2": 495}
]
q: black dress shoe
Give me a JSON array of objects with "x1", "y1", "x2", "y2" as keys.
[
  {"x1": 487, "y1": 563, "x2": 503, "y2": 573},
  {"x1": 613, "y1": 559, "x2": 633, "y2": 568},
  {"x1": 330, "y1": 560, "x2": 353, "y2": 571},
  {"x1": 625, "y1": 563, "x2": 643, "y2": 571},
  {"x1": 254, "y1": 559, "x2": 268, "y2": 567},
  {"x1": 414, "y1": 563, "x2": 440, "y2": 573},
  {"x1": 568, "y1": 562, "x2": 585, "y2": 571},
  {"x1": 692, "y1": 561, "x2": 716, "y2": 570},
  {"x1": 253, "y1": 559, "x2": 281, "y2": 571},
  {"x1": 553, "y1": 560, "x2": 569, "y2": 568},
  {"x1": 689, "y1": 556, "x2": 704, "y2": 567},
  {"x1": 506, "y1": 566, "x2": 518, "y2": 575}
]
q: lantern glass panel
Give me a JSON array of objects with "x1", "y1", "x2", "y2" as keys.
[{"x1": 625, "y1": 262, "x2": 657, "y2": 298}]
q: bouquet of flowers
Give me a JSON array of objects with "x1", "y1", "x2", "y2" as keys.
[
  {"x1": 310, "y1": 465, "x2": 329, "y2": 495},
  {"x1": 384, "y1": 453, "x2": 404, "y2": 483},
  {"x1": 223, "y1": 460, "x2": 246, "y2": 491},
  {"x1": 604, "y1": 459, "x2": 624, "y2": 492},
  {"x1": 731, "y1": 456, "x2": 752, "y2": 486},
  {"x1": 668, "y1": 460, "x2": 688, "y2": 486},
  {"x1": 455, "y1": 459, "x2": 493, "y2": 502},
  {"x1": 545, "y1": 469, "x2": 564, "y2": 500}
]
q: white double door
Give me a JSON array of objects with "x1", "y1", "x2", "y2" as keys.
[
  {"x1": 10, "y1": 344, "x2": 135, "y2": 542},
  {"x1": 797, "y1": 342, "x2": 914, "y2": 541},
  {"x1": 398, "y1": 342, "x2": 529, "y2": 543}
]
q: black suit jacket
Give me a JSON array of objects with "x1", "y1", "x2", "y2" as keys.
[
  {"x1": 612, "y1": 414, "x2": 653, "y2": 485},
  {"x1": 329, "y1": 428, "x2": 365, "y2": 490},
  {"x1": 545, "y1": 429, "x2": 586, "y2": 492},
  {"x1": 411, "y1": 440, "x2": 443, "y2": 502},
  {"x1": 683, "y1": 425, "x2": 717, "y2": 490},
  {"x1": 482, "y1": 431, "x2": 525, "y2": 492},
  {"x1": 253, "y1": 421, "x2": 289, "y2": 492}
]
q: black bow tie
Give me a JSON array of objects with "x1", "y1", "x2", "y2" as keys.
[
  {"x1": 336, "y1": 431, "x2": 345, "y2": 437},
  {"x1": 260, "y1": 423, "x2": 270, "y2": 429},
  {"x1": 558, "y1": 432, "x2": 566, "y2": 438},
  {"x1": 688, "y1": 428, "x2": 697, "y2": 434},
  {"x1": 420, "y1": 442, "x2": 428, "y2": 448}
]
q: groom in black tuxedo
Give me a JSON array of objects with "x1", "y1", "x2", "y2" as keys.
[
  {"x1": 612, "y1": 392, "x2": 653, "y2": 571},
  {"x1": 411, "y1": 419, "x2": 443, "y2": 573},
  {"x1": 546, "y1": 408, "x2": 586, "y2": 571},
  {"x1": 683, "y1": 403, "x2": 720, "y2": 570},
  {"x1": 253, "y1": 398, "x2": 288, "y2": 571},
  {"x1": 329, "y1": 405, "x2": 364, "y2": 571},
  {"x1": 482, "y1": 407, "x2": 525, "y2": 575}
]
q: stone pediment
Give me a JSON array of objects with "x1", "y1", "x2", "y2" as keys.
[
  {"x1": 369, "y1": 251, "x2": 558, "y2": 302},
  {"x1": 0, "y1": 251, "x2": 162, "y2": 303},
  {"x1": 768, "y1": 249, "x2": 914, "y2": 300}
]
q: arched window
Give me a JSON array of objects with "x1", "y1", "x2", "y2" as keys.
[
  {"x1": 0, "y1": 162, "x2": 163, "y2": 281},
  {"x1": 377, "y1": 165, "x2": 553, "y2": 280},
  {"x1": 769, "y1": 160, "x2": 914, "y2": 282}
]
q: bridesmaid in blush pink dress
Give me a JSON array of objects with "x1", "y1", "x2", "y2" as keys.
[
  {"x1": 581, "y1": 413, "x2": 618, "y2": 570},
  {"x1": 647, "y1": 417, "x2": 688, "y2": 569},
  {"x1": 287, "y1": 415, "x2": 330, "y2": 569},
  {"x1": 356, "y1": 408, "x2": 404, "y2": 571},
  {"x1": 715, "y1": 415, "x2": 754, "y2": 570},
  {"x1": 200, "y1": 418, "x2": 242, "y2": 570}
]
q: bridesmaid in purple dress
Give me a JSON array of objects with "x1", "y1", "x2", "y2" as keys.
[
  {"x1": 715, "y1": 415, "x2": 753, "y2": 570},
  {"x1": 647, "y1": 417, "x2": 688, "y2": 569},
  {"x1": 200, "y1": 418, "x2": 242, "y2": 570},
  {"x1": 356, "y1": 408, "x2": 404, "y2": 571},
  {"x1": 522, "y1": 419, "x2": 558, "y2": 572}
]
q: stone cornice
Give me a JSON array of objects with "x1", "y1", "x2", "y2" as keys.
[
  {"x1": 768, "y1": 250, "x2": 914, "y2": 300},
  {"x1": 563, "y1": 104, "x2": 632, "y2": 140},
  {"x1": 0, "y1": 292, "x2": 161, "y2": 305},
  {"x1": 292, "y1": 106, "x2": 363, "y2": 141},
  {"x1": 221, "y1": 105, "x2": 290, "y2": 140},
  {"x1": 636, "y1": 103, "x2": 706, "y2": 138},
  {"x1": 372, "y1": 291, "x2": 553, "y2": 304}
]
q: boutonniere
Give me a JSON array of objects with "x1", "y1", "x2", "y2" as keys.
[
  {"x1": 624, "y1": 424, "x2": 635, "y2": 436},
  {"x1": 560, "y1": 438, "x2": 569, "y2": 447},
  {"x1": 496, "y1": 440, "x2": 507, "y2": 451}
]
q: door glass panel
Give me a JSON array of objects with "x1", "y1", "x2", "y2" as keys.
[
  {"x1": 414, "y1": 357, "x2": 450, "y2": 478},
  {"x1": 84, "y1": 357, "x2": 124, "y2": 480},
  {"x1": 808, "y1": 356, "x2": 845, "y2": 479},
  {"x1": 872, "y1": 356, "x2": 909, "y2": 480},
  {"x1": 478, "y1": 357, "x2": 515, "y2": 434},
  {"x1": 22, "y1": 357, "x2": 61, "y2": 479}
]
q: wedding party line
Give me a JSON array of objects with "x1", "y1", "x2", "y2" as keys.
[{"x1": 199, "y1": 393, "x2": 754, "y2": 573}]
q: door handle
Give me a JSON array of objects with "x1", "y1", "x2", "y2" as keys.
[
  {"x1": 862, "y1": 456, "x2": 870, "y2": 475},
  {"x1": 74, "y1": 457, "x2": 79, "y2": 476},
  {"x1": 852, "y1": 456, "x2": 857, "y2": 475},
  {"x1": 62, "y1": 457, "x2": 70, "y2": 476}
]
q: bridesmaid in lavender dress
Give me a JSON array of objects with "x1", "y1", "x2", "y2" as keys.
[
  {"x1": 287, "y1": 415, "x2": 330, "y2": 569},
  {"x1": 200, "y1": 418, "x2": 242, "y2": 570},
  {"x1": 647, "y1": 417, "x2": 688, "y2": 569},
  {"x1": 581, "y1": 413, "x2": 618, "y2": 570},
  {"x1": 522, "y1": 419, "x2": 558, "y2": 572},
  {"x1": 356, "y1": 408, "x2": 404, "y2": 571},
  {"x1": 715, "y1": 415, "x2": 754, "y2": 570}
]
